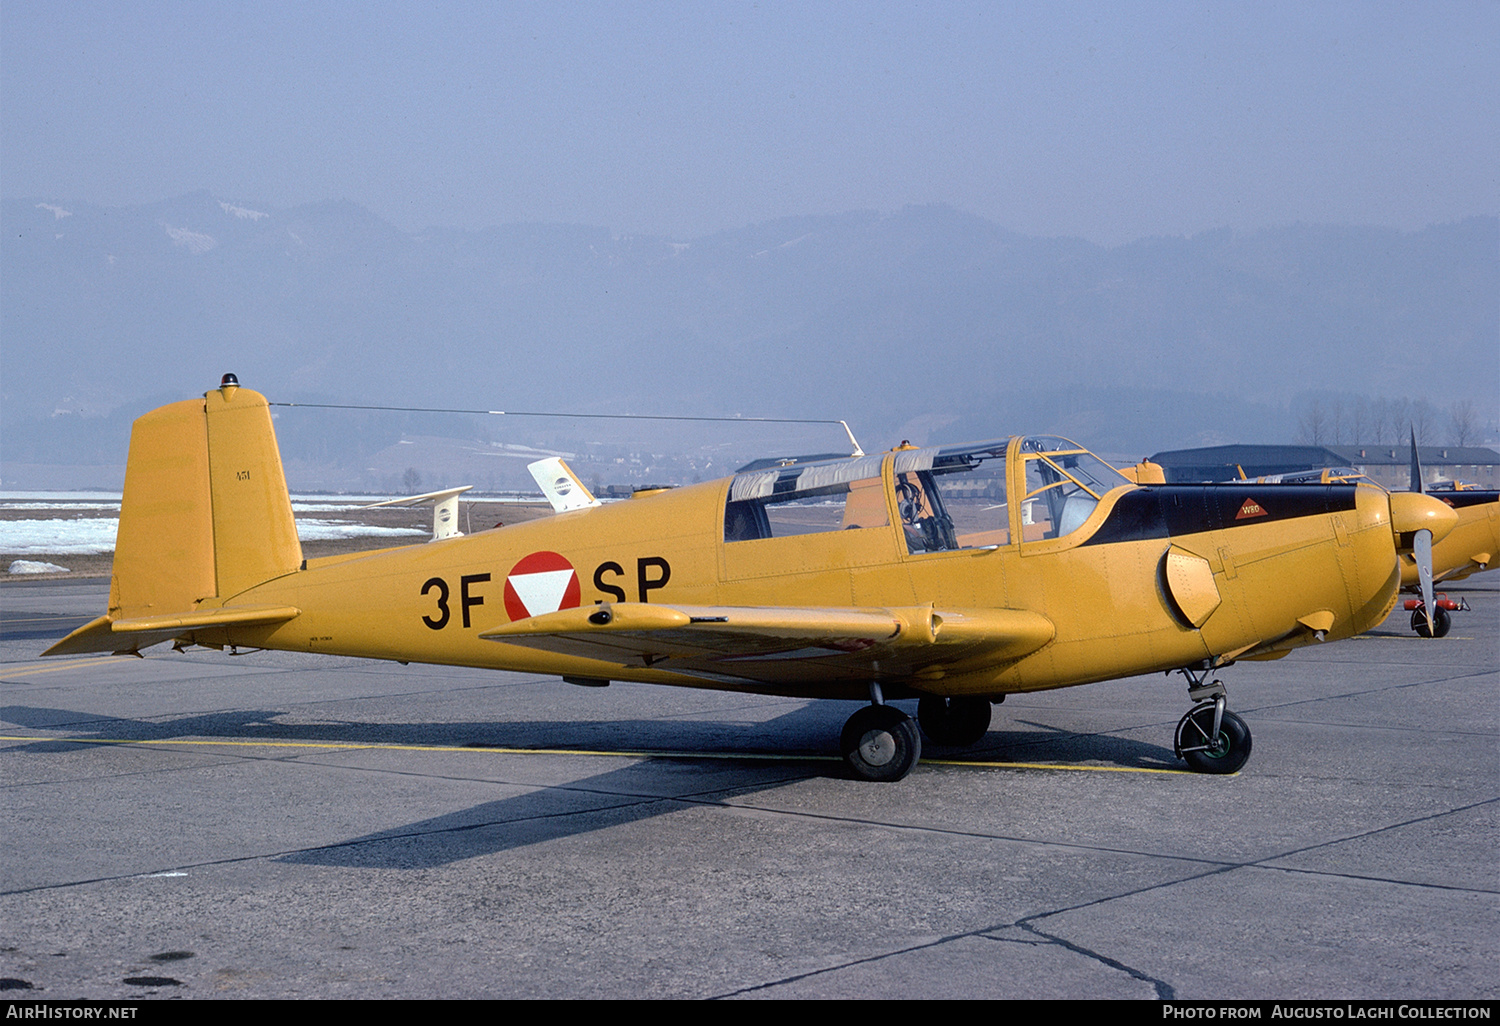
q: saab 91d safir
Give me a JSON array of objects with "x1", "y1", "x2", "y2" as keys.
[{"x1": 45, "y1": 377, "x2": 1459, "y2": 781}]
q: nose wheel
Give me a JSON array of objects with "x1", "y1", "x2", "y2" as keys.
[
  {"x1": 1411, "y1": 604, "x2": 1452, "y2": 638},
  {"x1": 1172, "y1": 665, "x2": 1253, "y2": 774},
  {"x1": 1175, "y1": 702, "x2": 1252, "y2": 773}
]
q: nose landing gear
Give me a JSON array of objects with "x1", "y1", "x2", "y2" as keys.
[
  {"x1": 1172, "y1": 664, "x2": 1253, "y2": 774},
  {"x1": 1405, "y1": 594, "x2": 1465, "y2": 637}
]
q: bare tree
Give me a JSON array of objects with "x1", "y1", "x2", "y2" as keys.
[
  {"x1": 1347, "y1": 396, "x2": 1369, "y2": 445},
  {"x1": 402, "y1": 467, "x2": 422, "y2": 494},
  {"x1": 1298, "y1": 400, "x2": 1327, "y2": 445},
  {"x1": 1410, "y1": 400, "x2": 1438, "y2": 446},
  {"x1": 1448, "y1": 400, "x2": 1478, "y2": 447},
  {"x1": 1388, "y1": 398, "x2": 1412, "y2": 445},
  {"x1": 1368, "y1": 398, "x2": 1392, "y2": 445}
]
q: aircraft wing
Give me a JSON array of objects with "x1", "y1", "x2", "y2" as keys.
[{"x1": 478, "y1": 602, "x2": 1053, "y2": 687}]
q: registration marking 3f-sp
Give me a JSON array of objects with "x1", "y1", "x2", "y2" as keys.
[{"x1": 421, "y1": 552, "x2": 673, "y2": 629}]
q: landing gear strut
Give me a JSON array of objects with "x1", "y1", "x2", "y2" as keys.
[
  {"x1": 840, "y1": 684, "x2": 921, "y2": 782},
  {"x1": 1172, "y1": 664, "x2": 1253, "y2": 774}
]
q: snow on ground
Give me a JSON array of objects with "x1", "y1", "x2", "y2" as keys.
[
  {"x1": 8, "y1": 560, "x2": 69, "y2": 574},
  {"x1": 0, "y1": 518, "x2": 118, "y2": 555},
  {"x1": 0, "y1": 517, "x2": 425, "y2": 555}
]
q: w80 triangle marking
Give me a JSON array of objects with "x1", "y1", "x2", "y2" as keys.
[
  {"x1": 504, "y1": 551, "x2": 582, "y2": 621},
  {"x1": 1235, "y1": 497, "x2": 1268, "y2": 520}
]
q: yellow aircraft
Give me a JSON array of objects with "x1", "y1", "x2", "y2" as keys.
[
  {"x1": 1411, "y1": 490, "x2": 1497, "y2": 597},
  {"x1": 1125, "y1": 447, "x2": 1497, "y2": 640},
  {"x1": 1397, "y1": 436, "x2": 1497, "y2": 636},
  {"x1": 1274, "y1": 475, "x2": 1495, "y2": 637},
  {"x1": 45, "y1": 376, "x2": 1461, "y2": 781},
  {"x1": 1216, "y1": 449, "x2": 1498, "y2": 638}
]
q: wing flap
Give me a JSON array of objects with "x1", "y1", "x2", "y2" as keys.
[{"x1": 479, "y1": 603, "x2": 1052, "y2": 684}]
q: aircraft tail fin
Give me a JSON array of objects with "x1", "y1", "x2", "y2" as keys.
[
  {"x1": 360, "y1": 485, "x2": 473, "y2": 541},
  {"x1": 528, "y1": 457, "x2": 602, "y2": 512},
  {"x1": 45, "y1": 376, "x2": 302, "y2": 655}
]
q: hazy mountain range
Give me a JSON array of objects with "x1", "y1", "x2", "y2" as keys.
[{"x1": 2, "y1": 193, "x2": 1495, "y2": 489}]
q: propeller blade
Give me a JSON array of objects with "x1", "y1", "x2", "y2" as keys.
[
  {"x1": 1409, "y1": 426, "x2": 1424, "y2": 494},
  {"x1": 1414, "y1": 528, "x2": 1435, "y2": 634}
]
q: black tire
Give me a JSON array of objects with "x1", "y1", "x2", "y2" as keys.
[
  {"x1": 1411, "y1": 605, "x2": 1451, "y2": 638},
  {"x1": 840, "y1": 705, "x2": 922, "y2": 782},
  {"x1": 1176, "y1": 707, "x2": 1252, "y2": 774},
  {"x1": 917, "y1": 695, "x2": 992, "y2": 747}
]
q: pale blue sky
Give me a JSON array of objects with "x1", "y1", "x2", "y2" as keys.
[{"x1": 2, "y1": 1, "x2": 1495, "y2": 243}]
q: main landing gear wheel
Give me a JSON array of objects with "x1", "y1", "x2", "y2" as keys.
[
  {"x1": 841, "y1": 705, "x2": 921, "y2": 782},
  {"x1": 1411, "y1": 605, "x2": 1451, "y2": 638},
  {"x1": 917, "y1": 695, "x2": 992, "y2": 747},
  {"x1": 1174, "y1": 704, "x2": 1252, "y2": 775}
]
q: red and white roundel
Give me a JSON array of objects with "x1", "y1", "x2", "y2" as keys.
[{"x1": 503, "y1": 551, "x2": 582, "y2": 621}]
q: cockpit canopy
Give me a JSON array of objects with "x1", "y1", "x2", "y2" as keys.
[
  {"x1": 1016, "y1": 435, "x2": 1132, "y2": 542},
  {"x1": 723, "y1": 436, "x2": 1131, "y2": 551}
]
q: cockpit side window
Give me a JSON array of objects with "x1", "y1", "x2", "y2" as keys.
[
  {"x1": 724, "y1": 455, "x2": 888, "y2": 542},
  {"x1": 892, "y1": 443, "x2": 1009, "y2": 553}
]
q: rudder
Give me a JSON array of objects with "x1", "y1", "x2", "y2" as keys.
[
  {"x1": 202, "y1": 379, "x2": 302, "y2": 599},
  {"x1": 50, "y1": 377, "x2": 302, "y2": 654}
]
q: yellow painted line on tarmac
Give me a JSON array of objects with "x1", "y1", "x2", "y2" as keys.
[
  {"x1": 0, "y1": 734, "x2": 834, "y2": 759},
  {"x1": 2, "y1": 655, "x2": 140, "y2": 677},
  {"x1": 1352, "y1": 634, "x2": 1479, "y2": 641},
  {"x1": 924, "y1": 757, "x2": 1190, "y2": 774},
  {"x1": 0, "y1": 734, "x2": 1190, "y2": 774}
]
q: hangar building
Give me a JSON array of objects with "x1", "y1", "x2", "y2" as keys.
[{"x1": 1146, "y1": 443, "x2": 1500, "y2": 489}]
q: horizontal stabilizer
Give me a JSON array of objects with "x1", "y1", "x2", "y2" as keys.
[
  {"x1": 111, "y1": 605, "x2": 302, "y2": 634},
  {"x1": 528, "y1": 457, "x2": 601, "y2": 513},
  {"x1": 43, "y1": 605, "x2": 300, "y2": 657},
  {"x1": 39, "y1": 615, "x2": 117, "y2": 657},
  {"x1": 481, "y1": 602, "x2": 1053, "y2": 685}
]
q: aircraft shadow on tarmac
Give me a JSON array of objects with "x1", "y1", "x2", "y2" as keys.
[
  {"x1": 2, "y1": 702, "x2": 1180, "y2": 868},
  {"x1": 277, "y1": 724, "x2": 1179, "y2": 871},
  {"x1": 0, "y1": 700, "x2": 1178, "y2": 769},
  {"x1": 280, "y1": 760, "x2": 805, "y2": 869}
]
